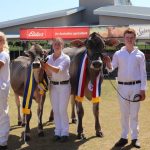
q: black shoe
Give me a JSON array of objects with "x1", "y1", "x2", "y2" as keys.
[
  {"x1": 52, "y1": 135, "x2": 61, "y2": 142},
  {"x1": 114, "y1": 138, "x2": 128, "y2": 147},
  {"x1": 131, "y1": 139, "x2": 141, "y2": 148},
  {"x1": 0, "y1": 145, "x2": 8, "y2": 150},
  {"x1": 60, "y1": 136, "x2": 69, "y2": 143}
]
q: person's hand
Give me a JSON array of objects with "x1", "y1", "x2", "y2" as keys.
[
  {"x1": 103, "y1": 55, "x2": 112, "y2": 69},
  {"x1": 40, "y1": 60, "x2": 46, "y2": 69},
  {"x1": 103, "y1": 55, "x2": 111, "y2": 63},
  {"x1": 140, "y1": 90, "x2": 146, "y2": 101},
  {"x1": 40, "y1": 61, "x2": 50, "y2": 72}
]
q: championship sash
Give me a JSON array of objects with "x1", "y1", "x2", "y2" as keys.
[
  {"x1": 22, "y1": 64, "x2": 36, "y2": 114},
  {"x1": 38, "y1": 71, "x2": 48, "y2": 95},
  {"x1": 75, "y1": 51, "x2": 102, "y2": 103}
]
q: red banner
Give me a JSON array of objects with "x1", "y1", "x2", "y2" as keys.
[
  {"x1": 20, "y1": 27, "x2": 89, "y2": 40},
  {"x1": 20, "y1": 28, "x2": 52, "y2": 40}
]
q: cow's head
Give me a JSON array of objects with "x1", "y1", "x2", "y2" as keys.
[
  {"x1": 25, "y1": 44, "x2": 47, "y2": 84},
  {"x1": 25, "y1": 44, "x2": 48, "y2": 102},
  {"x1": 81, "y1": 32, "x2": 105, "y2": 84},
  {"x1": 85, "y1": 32, "x2": 105, "y2": 71},
  {"x1": 28, "y1": 44, "x2": 44, "y2": 61},
  {"x1": 84, "y1": 32, "x2": 120, "y2": 70}
]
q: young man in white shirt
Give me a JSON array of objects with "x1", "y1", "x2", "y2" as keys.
[{"x1": 104, "y1": 28, "x2": 147, "y2": 148}]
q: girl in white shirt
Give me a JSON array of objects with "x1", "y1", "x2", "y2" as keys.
[
  {"x1": 0, "y1": 31, "x2": 10, "y2": 150},
  {"x1": 42, "y1": 38, "x2": 71, "y2": 142}
]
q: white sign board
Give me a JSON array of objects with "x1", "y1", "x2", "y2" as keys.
[{"x1": 130, "y1": 25, "x2": 150, "y2": 39}]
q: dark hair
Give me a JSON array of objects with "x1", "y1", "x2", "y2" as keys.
[{"x1": 123, "y1": 28, "x2": 136, "y2": 37}]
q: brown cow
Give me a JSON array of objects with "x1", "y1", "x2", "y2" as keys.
[{"x1": 10, "y1": 44, "x2": 48, "y2": 141}]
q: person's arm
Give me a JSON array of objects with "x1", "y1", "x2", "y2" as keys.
[
  {"x1": 41, "y1": 62, "x2": 60, "y2": 73},
  {"x1": 103, "y1": 55, "x2": 112, "y2": 70},
  {"x1": 58, "y1": 56, "x2": 70, "y2": 72},
  {"x1": 41, "y1": 56, "x2": 70, "y2": 74},
  {"x1": 0, "y1": 61, "x2": 4, "y2": 69},
  {"x1": 139, "y1": 53, "x2": 147, "y2": 101},
  {"x1": 140, "y1": 90, "x2": 146, "y2": 101}
]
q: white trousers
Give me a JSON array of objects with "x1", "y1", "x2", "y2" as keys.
[
  {"x1": 50, "y1": 83, "x2": 71, "y2": 136},
  {"x1": 0, "y1": 85, "x2": 10, "y2": 146},
  {"x1": 118, "y1": 83, "x2": 140, "y2": 140}
]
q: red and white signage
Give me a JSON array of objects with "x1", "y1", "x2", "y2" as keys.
[
  {"x1": 20, "y1": 28, "x2": 52, "y2": 40},
  {"x1": 20, "y1": 27, "x2": 89, "y2": 40}
]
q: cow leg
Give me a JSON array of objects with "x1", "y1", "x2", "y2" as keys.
[
  {"x1": 24, "y1": 112, "x2": 32, "y2": 142},
  {"x1": 14, "y1": 94, "x2": 25, "y2": 126},
  {"x1": 37, "y1": 94, "x2": 45, "y2": 137},
  {"x1": 49, "y1": 109, "x2": 54, "y2": 122},
  {"x1": 93, "y1": 103, "x2": 104, "y2": 137},
  {"x1": 76, "y1": 101, "x2": 85, "y2": 139},
  {"x1": 22, "y1": 114, "x2": 25, "y2": 127},
  {"x1": 70, "y1": 95, "x2": 77, "y2": 124}
]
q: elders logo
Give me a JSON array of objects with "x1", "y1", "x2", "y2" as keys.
[{"x1": 27, "y1": 31, "x2": 45, "y2": 37}]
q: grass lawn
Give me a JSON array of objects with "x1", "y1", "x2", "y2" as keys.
[{"x1": 8, "y1": 80, "x2": 150, "y2": 150}]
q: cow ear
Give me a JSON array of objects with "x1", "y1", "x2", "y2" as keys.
[
  {"x1": 23, "y1": 51, "x2": 30, "y2": 57},
  {"x1": 104, "y1": 38, "x2": 120, "y2": 47},
  {"x1": 84, "y1": 39, "x2": 87, "y2": 45},
  {"x1": 70, "y1": 39, "x2": 85, "y2": 48},
  {"x1": 30, "y1": 44, "x2": 43, "y2": 55},
  {"x1": 34, "y1": 44, "x2": 43, "y2": 52},
  {"x1": 27, "y1": 51, "x2": 35, "y2": 60},
  {"x1": 116, "y1": 42, "x2": 125, "y2": 50}
]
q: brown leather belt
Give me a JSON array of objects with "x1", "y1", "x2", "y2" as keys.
[
  {"x1": 118, "y1": 80, "x2": 141, "y2": 85},
  {"x1": 50, "y1": 80, "x2": 69, "y2": 85}
]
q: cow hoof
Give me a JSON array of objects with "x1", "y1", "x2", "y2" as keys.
[
  {"x1": 24, "y1": 135, "x2": 31, "y2": 142},
  {"x1": 72, "y1": 118, "x2": 77, "y2": 124},
  {"x1": 38, "y1": 131, "x2": 44, "y2": 137},
  {"x1": 48, "y1": 117, "x2": 54, "y2": 122},
  {"x1": 77, "y1": 133, "x2": 86, "y2": 140},
  {"x1": 18, "y1": 121, "x2": 22, "y2": 126},
  {"x1": 21, "y1": 123, "x2": 25, "y2": 127},
  {"x1": 96, "y1": 131, "x2": 104, "y2": 138},
  {"x1": 18, "y1": 121, "x2": 25, "y2": 127}
]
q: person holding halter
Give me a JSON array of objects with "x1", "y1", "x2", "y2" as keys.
[
  {"x1": 41, "y1": 37, "x2": 71, "y2": 142},
  {"x1": 0, "y1": 31, "x2": 10, "y2": 150},
  {"x1": 104, "y1": 28, "x2": 147, "y2": 148}
]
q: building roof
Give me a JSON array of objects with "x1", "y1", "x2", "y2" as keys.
[
  {"x1": 0, "y1": 7, "x2": 85, "y2": 29},
  {"x1": 94, "y1": 5, "x2": 150, "y2": 20}
]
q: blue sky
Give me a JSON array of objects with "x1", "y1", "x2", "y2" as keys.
[{"x1": 0, "y1": 0, "x2": 150, "y2": 22}]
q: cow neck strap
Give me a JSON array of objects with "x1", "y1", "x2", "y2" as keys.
[
  {"x1": 22, "y1": 64, "x2": 36, "y2": 114},
  {"x1": 38, "y1": 71, "x2": 48, "y2": 95},
  {"x1": 75, "y1": 51, "x2": 102, "y2": 103}
]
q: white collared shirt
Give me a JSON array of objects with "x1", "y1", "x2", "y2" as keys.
[
  {"x1": 111, "y1": 46, "x2": 147, "y2": 90},
  {"x1": 47, "y1": 52, "x2": 70, "y2": 81},
  {"x1": 0, "y1": 51, "x2": 10, "y2": 89}
]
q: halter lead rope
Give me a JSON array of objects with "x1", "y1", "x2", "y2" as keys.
[{"x1": 105, "y1": 73, "x2": 141, "y2": 102}]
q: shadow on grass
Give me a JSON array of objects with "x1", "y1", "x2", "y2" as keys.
[
  {"x1": 8, "y1": 122, "x2": 95, "y2": 150},
  {"x1": 110, "y1": 144, "x2": 135, "y2": 150},
  {"x1": 10, "y1": 125, "x2": 24, "y2": 131}
]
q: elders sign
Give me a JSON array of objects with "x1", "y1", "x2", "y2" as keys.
[{"x1": 20, "y1": 27, "x2": 89, "y2": 40}]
